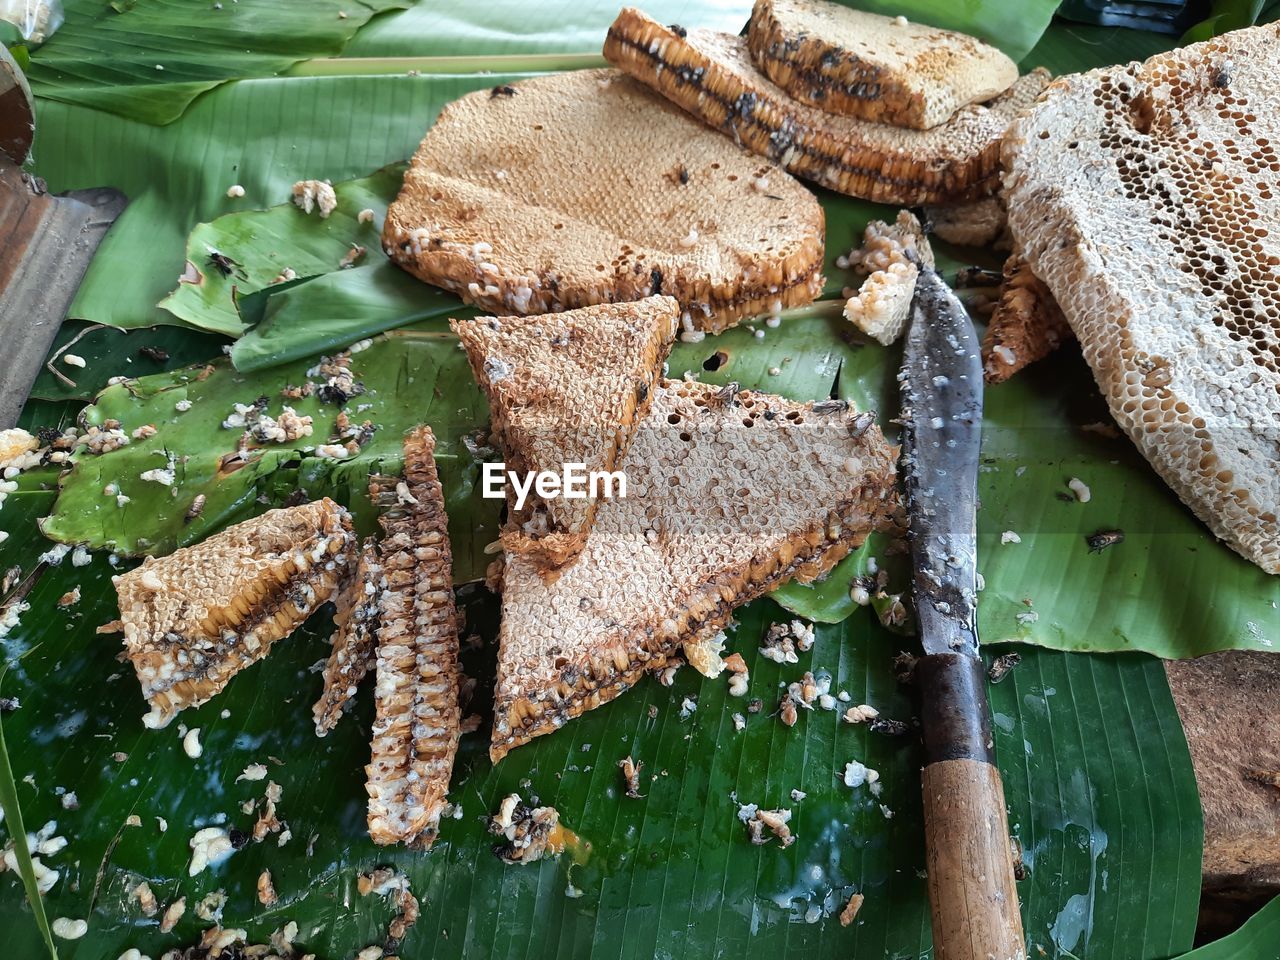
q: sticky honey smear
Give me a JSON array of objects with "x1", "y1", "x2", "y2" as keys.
[
  {"x1": 312, "y1": 538, "x2": 383, "y2": 736},
  {"x1": 113, "y1": 498, "x2": 356, "y2": 729},
  {"x1": 490, "y1": 379, "x2": 897, "y2": 762},
  {"x1": 1003, "y1": 24, "x2": 1280, "y2": 572},
  {"x1": 364, "y1": 426, "x2": 461, "y2": 849},
  {"x1": 604, "y1": 7, "x2": 1050, "y2": 206}
]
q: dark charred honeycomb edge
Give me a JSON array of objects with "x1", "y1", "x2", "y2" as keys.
[
  {"x1": 747, "y1": 6, "x2": 915, "y2": 123},
  {"x1": 395, "y1": 243, "x2": 826, "y2": 332}
]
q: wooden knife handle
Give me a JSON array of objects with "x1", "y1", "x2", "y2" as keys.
[{"x1": 917, "y1": 653, "x2": 1026, "y2": 960}]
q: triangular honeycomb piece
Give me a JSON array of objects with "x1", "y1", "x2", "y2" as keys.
[
  {"x1": 490, "y1": 379, "x2": 896, "y2": 761},
  {"x1": 453, "y1": 296, "x2": 678, "y2": 570}
]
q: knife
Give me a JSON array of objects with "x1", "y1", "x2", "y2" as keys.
[{"x1": 900, "y1": 269, "x2": 1025, "y2": 960}]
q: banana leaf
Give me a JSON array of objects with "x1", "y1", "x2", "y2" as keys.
[
  {"x1": 0, "y1": 663, "x2": 59, "y2": 960},
  {"x1": 23, "y1": 0, "x2": 412, "y2": 124},
  {"x1": 27, "y1": 323, "x2": 228, "y2": 405},
  {"x1": 1173, "y1": 896, "x2": 1280, "y2": 958},
  {"x1": 36, "y1": 325, "x2": 502, "y2": 584},
  {"x1": 32, "y1": 73, "x2": 532, "y2": 333},
  {"x1": 5, "y1": 6, "x2": 1269, "y2": 958},
  {"x1": 232, "y1": 264, "x2": 459, "y2": 372},
  {"x1": 0, "y1": 563, "x2": 1201, "y2": 959},
  {"x1": 157, "y1": 165, "x2": 407, "y2": 337},
  {"x1": 345, "y1": 0, "x2": 1061, "y2": 63}
]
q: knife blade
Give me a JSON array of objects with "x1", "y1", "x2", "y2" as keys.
[
  {"x1": 900, "y1": 268, "x2": 983, "y2": 658},
  {"x1": 900, "y1": 268, "x2": 1026, "y2": 960}
]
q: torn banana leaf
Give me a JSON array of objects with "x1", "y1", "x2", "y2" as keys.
[
  {"x1": 31, "y1": 73, "x2": 530, "y2": 332},
  {"x1": 24, "y1": 0, "x2": 412, "y2": 125},
  {"x1": 37, "y1": 326, "x2": 500, "y2": 583},
  {"x1": 27, "y1": 322, "x2": 228, "y2": 405},
  {"x1": 231, "y1": 262, "x2": 459, "y2": 372},
  {"x1": 158, "y1": 165, "x2": 406, "y2": 337}
]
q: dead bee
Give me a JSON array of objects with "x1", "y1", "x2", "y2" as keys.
[
  {"x1": 869, "y1": 718, "x2": 909, "y2": 737},
  {"x1": 490, "y1": 84, "x2": 518, "y2": 98},
  {"x1": 988, "y1": 652, "x2": 1022, "y2": 683},
  {"x1": 1245, "y1": 769, "x2": 1280, "y2": 789},
  {"x1": 183, "y1": 494, "x2": 207, "y2": 524},
  {"x1": 1212, "y1": 63, "x2": 1231, "y2": 89},
  {"x1": 812, "y1": 399, "x2": 849, "y2": 415},
  {"x1": 1086, "y1": 529, "x2": 1125, "y2": 553},
  {"x1": 714, "y1": 381, "x2": 741, "y2": 405},
  {"x1": 138, "y1": 346, "x2": 170, "y2": 363},
  {"x1": 847, "y1": 410, "x2": 877, "y2": 438},
  {"x1": 892, "y1": 651, "x2": 918, "y2": 685},
  {"x1": 954, "y1": 266, "x2": 1003, "y2": 288},
  {"x1": 206, "y1": 249, "x2": 243, "y2": 279},
  {"x1": 618, "y1": 755, "x2": 644, "y2": 798},
  {"x1": 988, "y1": 652, "x2": 1023, "y2": 683},
  {"x1": 1011, "y1": 838, "x2": 1027, "y2": 881},
  {"x1": 778, "y1": 694, "x2": 798, "y2": 727}
]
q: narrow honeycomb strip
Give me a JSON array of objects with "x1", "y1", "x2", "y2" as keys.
[
  {"x1": 312, "y1": 538, "x2": 383, "y2": 736},
  {"x1": 365, "y1": 426, "x2": 461, "y2": 848},
  {"x1": 981, "y1": 255, "x2": 1073, "y2": 384},
  {"x1": 113, "y1": 499, "x2": 356, "y2": 729}
]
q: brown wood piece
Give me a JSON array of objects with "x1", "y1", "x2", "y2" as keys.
[
  {"x1": 1165, "y1": 651, "x2": 1280, "y2": 916},
  {"x1": 922, "y1": 758, "x2": 1026, "y2": 960}
]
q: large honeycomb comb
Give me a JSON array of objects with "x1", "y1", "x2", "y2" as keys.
[{"x1": 1004, "y1": 25, "x2": 1280, "y2": 572}]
